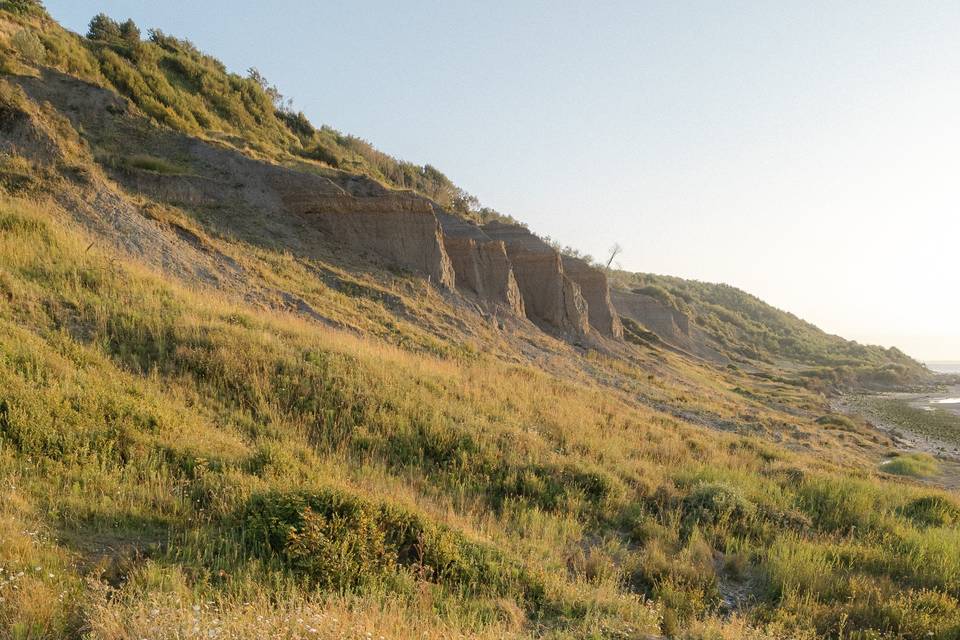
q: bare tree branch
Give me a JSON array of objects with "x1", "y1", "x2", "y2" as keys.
[{"x1": 605, "y1": 243, "x2": 623, "y2": 270}]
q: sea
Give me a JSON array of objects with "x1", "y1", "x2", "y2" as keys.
[{"x1": 928, "y1": 361, "x2": 960, "y2": 374}]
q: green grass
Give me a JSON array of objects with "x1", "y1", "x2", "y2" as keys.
[
  {"x1": 1, "y1": 188, "x2": 958, "y2": 638},
  {"x1": 881, "y1": 453, "x2": 940, "y2": 478},
  {"x1": 611, "y1": 271, "x2": 929, "y2": 389},
  {"x1": 1, "y1": 6, "x2": 959, "y2": 638},
  {"x1": 119, "y1": 153, "x2": 185, "y2": 174}
]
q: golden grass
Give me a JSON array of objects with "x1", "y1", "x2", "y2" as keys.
[{"x1": 0, "y1": 191, "x2": 958, "y2": 639}]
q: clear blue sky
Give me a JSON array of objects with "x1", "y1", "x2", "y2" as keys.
[{"x1": 45, "y1": 1, "x2": 960, "y2": 360}]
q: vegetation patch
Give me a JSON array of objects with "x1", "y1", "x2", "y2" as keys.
[
  {"x1": 621, "y1": 316, "x2": 661, "y2": 346},
  {"x1": 880, "y1": 453, "x2": 940, "y2": 478},
  {"x1": 900, "y1": 494, "x2": 960, "y2": 528},
  {"x1": 815, "y1": 413, "x2": 857, "y2": 430},
  {"x1": 243, "y1": 489, "x2": 546, "y2": 607},
  {"x1": 117, "y1": 153, "x2": 186, "y2": 175}
]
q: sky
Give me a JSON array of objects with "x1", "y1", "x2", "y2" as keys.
[{"x1": 44, "y1": 1, "x2": 960, "y2": 361}]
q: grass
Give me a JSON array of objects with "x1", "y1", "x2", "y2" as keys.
[
  {"x1": 880, "y1": 453, "x2": 940, "y2": 478},
  {"x1": 610, "y1": 272, "x2": 929, "y2": 389},
  {"x1": 0, "y1": 192, "x2": 959, "y2": 638},
  {"x1": 0, "y1": 6, "x2": 959, "y2": 638},
  {"x1": 118, "y1": 153, "x2": 185, "y2": 174}
]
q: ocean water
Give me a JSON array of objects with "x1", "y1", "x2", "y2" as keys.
[{"x1": 928, "y1": 362, "x2": 960, "y2": 374}]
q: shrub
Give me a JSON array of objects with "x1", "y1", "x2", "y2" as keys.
[
  {"x1": 880, "y1": 589, "x2": 960, "y2": 639},
  {"x1": 633, "y1": 285, "x2": 677, "y2": 309},
  {"x1": 489, "y1": 462, "x2": 622, "y2": 515},
  {"x1": 680, "y1": 481, "x2": 757, "y2": 539},
  {"x1": 243, "y1": 490, "x2": 545, "y2": 605},
  {"x1": 1, "y1": 0, "x2": 44, "y2": 15},
  {"x1": 900, "y1": 495, "x2": 960, "y2": 528},
  {"x1": 10, "y1": 29, "x2": 45, "y2": 64},
  {"x1": 0, "y1": 153, "x2": 36, "y2": 194},
  {"x1": 621, "y1": 316, "x2": 661, "y2": 346},
  {"x1": 120, "y1": 154, "x2": 183, "y2": 175},
  {"x1": 282, "y1": 506, "x2": 397, "y2": 592},
  {"x1": 119, "y1": 19, "x2": 141, "y2": 45},
  {"x1": 815, "y1": 414, "x2": 856, "y2": 430}
]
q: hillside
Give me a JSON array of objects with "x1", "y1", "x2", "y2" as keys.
[
  {"x1": 1, "y1": 5, "x2": 958, "y2": 640},
  {"x1": 610, "y1": 272, "x2": 927, "y2": 391}
]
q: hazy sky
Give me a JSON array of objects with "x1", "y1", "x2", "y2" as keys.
[{"x1": 45, "y1": 1, "x2": 960, "y2": 361}]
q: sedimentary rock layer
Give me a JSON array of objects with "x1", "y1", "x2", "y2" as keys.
[
  {"x1": 610, "y1": 289, "x2": 690, "y2": 343},
  {"x1": 561, "y1": 256, "x2": 624, "y2": 338},
  {"x1": 481, "y1": 221, "x2": 590, "y2": 336},
  {"x1": 436, "y1": 213, "x2": 524, "y2": 315},
  {"x1": 291, "y1": 193, "x2": 456, "y2": 289}
]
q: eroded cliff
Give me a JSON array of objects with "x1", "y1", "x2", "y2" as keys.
[
  {"x1": 561, "y1": 256, "x2": 623, "y2": 338},
  {"x1": 481, "y1": 221, "x2": 590, "y2": 336},
  {"x1": 4, "y1": 68, "x2": 630, "y2": 348},
  {"x1": 436, "y1": 212, "x2": 524, "y2": 316}
]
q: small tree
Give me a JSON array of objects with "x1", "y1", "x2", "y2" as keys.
[
  {"x1": 247, "y1": 67, "x2": 284, "y2": 108},
  {"x1": 119, "y1": 19, "x2": 141, "y2": 44},
  {"x1": 451, "y1": 188, "x2": 480, "y2": 218},
  {"x1": 604, "y1": 243, "x2": 623, "y2": 270},
  {"x1": 87, "y1": 13, "x2": 120, "y2": 41}
]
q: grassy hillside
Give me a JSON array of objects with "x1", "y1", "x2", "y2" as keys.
[
  {"x1": 4, "y1": 188, "x2": 960, "y2": 639},
  {"x1": 4, "y1": 180, "x2": 960, "y2": 639},
  {"x1": 0, "y1": 1, "x2": 513, "y2": 224},
  {"x1": 612, "y1": 271, "x2": 928, "y2": 389},
  {"x1": 1, "y1": 5, "x2": 958, "y2": 640}
]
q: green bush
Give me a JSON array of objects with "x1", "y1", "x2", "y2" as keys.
[
  {"x1": 119, "y1": 19, "x2": 140, "y2": 45},
  {"x1": 87, "y1": 13, "x2": 121, "y2": 41},
  {"x1": 243, "y1": 490, "x2": 545, "y2": 605},
  {"x1": 1, "y1": 0, "x2": 45, "y2": 16},
  {"x1": 680, "y1": 481, "x2": 757, "y2": 539}
]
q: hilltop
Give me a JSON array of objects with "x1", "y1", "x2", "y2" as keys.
[{"x1": 0, "y1": 4, "x2": 957, "y2": 640}]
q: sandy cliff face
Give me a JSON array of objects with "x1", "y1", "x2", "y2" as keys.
[
  {"x1": 436, "y1": 213, "x2": 524, "y2": 316},
  {"x1": 6, "y1": 69, "x2": 630, "y2": 347},
  {"x1": 611, "y1": 289, "x2": 690, "y2": 343},
  {"x1": 561, "y1": 256, "x2": 624, "y2": 338},
  {"x1": 287, "y1": 192, "x2": 456, "y2": 290},
  {"x1": 482, "y1": 221, "x2": 591, "y2": 336}
]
